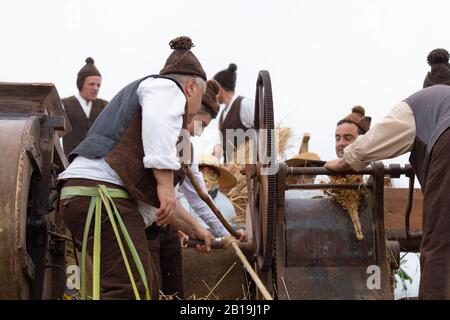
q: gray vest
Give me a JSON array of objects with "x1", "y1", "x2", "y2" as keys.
[
  {"x1": 69, "y1": 75, "x2": 182, "y2": 162},
  {"x1": 405, "y1": 84, "x2": 450, "y2": 185}
]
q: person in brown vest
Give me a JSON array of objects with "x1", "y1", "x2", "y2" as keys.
[
  {"x1": 183, "y1": 81, "x2": 246, "y2": 240},
  {"x1": 335, "y1": 106, "x2": 371, "y2": 158},
  {"x1": 58, "y1": 36, "x2": 213, "y2": 300},
  {"x1": 62, "y1": 57, "x2": 109, "y2": 156},
  {"x1": 325, "y1": 48, "x2": 450, "y2": 299},
  {"x1": 212, "y1": 63, "x2": 255, "y2": 161},
  {"x1": 147, "y1": 80, "x2": 246, "y2": 298}
]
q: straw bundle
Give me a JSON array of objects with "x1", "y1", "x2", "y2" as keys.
[
  {"x1": 222, "y1": 127, "x2": 293, "y2": 225},
  {"x1": 322, "y1": 175, "x2": 365, "y2": 240}
]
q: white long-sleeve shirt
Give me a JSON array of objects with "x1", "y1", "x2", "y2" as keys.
[
  {"x1": 343, "y1": 101, "x2": 416, "y2": 171},
  {"x1": 138, "y1": 77, "x2": 185, "y2": 170},
  {"x1": 59, "y1": 77, "x2": 186, "y2": 226},
  {"x1": 179, "y1": 163, "x2": 230, "y2": 237}
]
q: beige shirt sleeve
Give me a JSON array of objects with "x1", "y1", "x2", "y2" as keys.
[{"x1": 343, "y1": 101, "x2": 416, "y2": 171}]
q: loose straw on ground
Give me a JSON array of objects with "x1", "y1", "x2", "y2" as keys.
[
  {"x1": 281, "y1": 276, "x2": 291, "y2": 300},
  {"x1": 202, "y1": 280, "x2": 219, "y2": 300},
  {"x1": 204, "y1": 261, "x2": 237, "y2": 299},
  {"x1": 223, "y1": 237, "x2": 273, "y2": 300}
]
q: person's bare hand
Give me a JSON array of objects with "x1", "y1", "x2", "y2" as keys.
[
  {"x1": 324, "y1": 158, "x2": 352, "y2": 172},
  {"x1": 236, "y1": 229, "x2": 247, "y2": 242},
  {"x1": 193, "y1": 227, "x2": 214, "y2": 253},
  {"x1": 156, "y1": 185, "x2": 176, "y2": 225}
]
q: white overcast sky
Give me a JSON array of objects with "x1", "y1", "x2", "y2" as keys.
[{"x1": 1, "y1": 0, "x2": 449, "y2": 171}]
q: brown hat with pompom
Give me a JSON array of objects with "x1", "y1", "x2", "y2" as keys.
[
  {"x1": 340, "y1": 106, "x2": 372, "y2": 133},
  {"x1": 202, "y1": 80, "x2": 221, "y2": 118},
  {"x1": 214, "y1": 63, "x2": 237, "y2": 91},
  {"x1": 77, "y1": 57, "x2": 101, "y2": 91},
  {"x1": 423, "y1": 48, "x2": 450, "y2": 88},
  {"x1": 160, "y1": 36, "x2": 206, "y2": 81}
]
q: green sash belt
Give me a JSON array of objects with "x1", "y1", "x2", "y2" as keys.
[{"x1": 61, "y1": 185, "x2": 150, "y2": 300}]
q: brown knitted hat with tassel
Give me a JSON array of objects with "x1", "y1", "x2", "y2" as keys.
[
  {"x1": 202, "y1": 80, "x2": 221, "y2": 118},
  {"x1": 77, "y1": 57, "x2": 101, "y2": 91},
  {"x1": 340, "y1": 106, "x2": 372, "y2": 133},
  {"x1": 160, "y1": 36, "x2": 206, "y2": 81},
  {"x1": 423, "y1": 48, "x2": 450, "y2": 88},
  {"x1": 213, "y1": 63, "x2": 237, "y2": 91}
]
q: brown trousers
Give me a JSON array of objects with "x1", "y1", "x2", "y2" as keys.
[
  {"x1": 60, "y1": 178, "x2": 159, "y2": 300},
  {"x1": 419, "y1": 128, "x2": 450, "y2": 299},
  {"x1": 147, "y1": 224, "x2": 184, "y2": 299}
]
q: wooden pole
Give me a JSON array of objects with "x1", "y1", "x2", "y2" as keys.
[
  {"x1": 184, "y1": 165, "x2": 240, "y2": 239},
  {"x1": 223, "y1": 237, "x2": 273, "y2": 300}
]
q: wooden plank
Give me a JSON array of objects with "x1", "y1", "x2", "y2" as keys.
[
  {"x1": 384, "y1": 188, "x2": 423, "y2": 251},
  {"x1": 0, "y1": 83, "x2": 71, "y2": 136}
]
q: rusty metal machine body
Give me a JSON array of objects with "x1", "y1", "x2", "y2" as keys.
[
  {"x1": 246, "y1": 71, "x2": 422, "y2": 300},
  {"x1": 0, "y1": 83, "x2": 70, "y2": 299},
  {"x1": 276, "y1": 165, "x2": 416, "y2": 299}
]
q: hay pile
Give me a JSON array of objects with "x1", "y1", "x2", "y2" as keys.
[
  {"x1": 222, "y1": 127, "x2": 293, "y2": 225},
  {"x1": 322, "y1": 175, "x2": 365, "y2": 240},
  {"x1": 222, "y1": 163, "x2": 248, "y2": 225}
]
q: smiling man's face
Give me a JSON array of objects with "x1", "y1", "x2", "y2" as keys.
[{"x1": 335, "y1": 122, "x2": 360, "y2": 158}]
